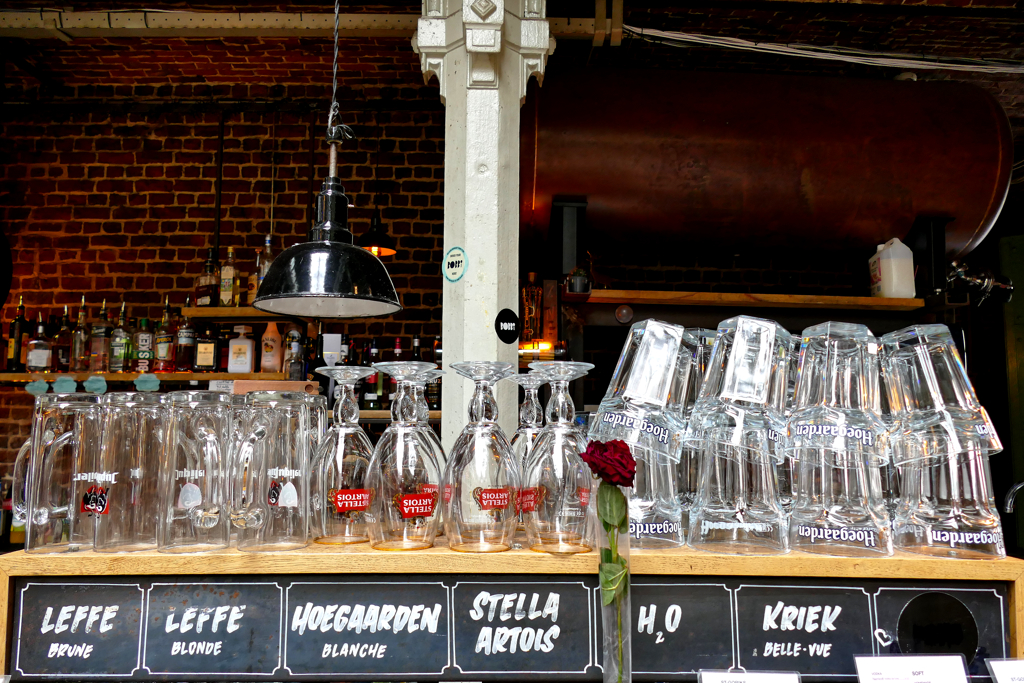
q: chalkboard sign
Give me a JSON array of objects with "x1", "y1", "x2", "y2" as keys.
[
  {"x1": 14, "y1": 582, "x2": 145, "y2": 678},
  {"x1": 734, "y1": 584, "x2": 874, "y2": 676},
  {"x1": 630, "y1": 581, "x2": 734, "y2": 675},
  {"x1": 143, "y1": 581, "x2": 282, "y2": 677},
  {"x1": 283, "y1": 581, "x2": 449, "y2": 677},
  {"x1": 450, "y1": 580, "x2": 594, "y2": 675}
]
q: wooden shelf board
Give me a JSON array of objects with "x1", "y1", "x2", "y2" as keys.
[
  {"x1": 182, "y1": 306, "x2": 285, "y2": 320},
  {"x1": 585, "y1": 290, "x2": 925, "y2": 311},
  {"x1": 2, "y1": 543, "x2": 1021, "y2": 583},
  {"x1": 0, "y1": 372, "x2": 286, "y2": 382},
  {"x1": 358, "y1": 409, "x2": 441, "y2": 419}
]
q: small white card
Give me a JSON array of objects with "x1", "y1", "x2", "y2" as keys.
[
  {"x1": 855, "y1": 655, "x2": 968, "y2": 683},
  {"x1": 208, "y1": 380, "x2": 234, "y2": 393},
  {"x1": 700, "y1": 670, "x2": 800, "y2": 683},
  {"x1": 986, "y1": 659, "x2": 1024, "y2": 683}
]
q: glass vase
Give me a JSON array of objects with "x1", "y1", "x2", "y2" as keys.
[{"x1": 600, "y1": 484, "x2": 632, "y2": 683}]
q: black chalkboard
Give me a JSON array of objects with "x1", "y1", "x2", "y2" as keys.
[
  {"x1": 143, "y1": 581, "x2": 282, "y2": 677},
  {"x1": 734, "y1": 583, "x2": 874, "y2": 676},
  {"x1": 630, "y1": 581, "x2": 734, "y2": 674},
  {"x1": 450, "y1": 580, "x2": 595, "y2": 675},
  {"x1": 283, "y1": 580, "x2": 449, "y2": 677},
  {"x1": 14, "y1": 582, "x2": 144, "y2": 678}
]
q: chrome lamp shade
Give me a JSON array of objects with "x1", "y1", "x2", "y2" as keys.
[{"x1": 253, "y1": 176, "x2": 402, "y2": 319}]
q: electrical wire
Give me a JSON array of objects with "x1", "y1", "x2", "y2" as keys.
[
  {"x1": 327, "y1": 0, "x2": 341, "y2": 131},
  {"x1": 624, "y1": 25, "x2": 1024, "y2": 74}
]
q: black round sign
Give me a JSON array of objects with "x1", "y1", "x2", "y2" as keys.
[
  {"x1": 897, "y1": 592, "x2": 979, "y2": 663},
  {"x1": 494, "y1": 308, "x2": 520, "y2": 344}
]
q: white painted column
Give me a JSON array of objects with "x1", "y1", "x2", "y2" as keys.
[{"x1": 414, "y1": 0, "x2": 555, "y2": 450}]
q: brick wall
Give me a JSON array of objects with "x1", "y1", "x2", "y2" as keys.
[{"x1": 0, "y1": 36, "x2": 445, "y2": 475}]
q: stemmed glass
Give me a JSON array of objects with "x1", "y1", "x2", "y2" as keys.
[
  {"x1": 505, "y1": 371, "x2": 550, "y2": 471},
  {"x1": 365, "y1": 361, "x2": 443, "y2": 551},
  {"x1": 522, "y1": 361, "x2": 595, "y2": 555},
  {"x1": 442, "y1": 361, "x2": 520, "y2": 553},
  {"x1": 313, "y1": 366, "x2": 376, "y2": 545}
]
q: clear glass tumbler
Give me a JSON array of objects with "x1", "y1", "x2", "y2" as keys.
[
  {"x1": 522, "y1": 361, "x2": 595, "y2": 554},
  {"x1": 443, "y1": 361, "x2": 520, "y2": 553}
]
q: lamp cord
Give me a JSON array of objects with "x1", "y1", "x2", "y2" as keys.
[{"x1": 327, "y1": 0, "x2": 341, "y2": 131}]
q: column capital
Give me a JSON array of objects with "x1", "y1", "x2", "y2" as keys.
[{"x1": 412, "y1": 0, "x2": 554, "y2": 103}]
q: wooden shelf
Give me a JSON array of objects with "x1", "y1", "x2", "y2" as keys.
[
  {"x1": 0, "y1": 372, "x2": 286, "y2": 382},
  {"x1": 584, "y1": 289, "x2": 925, "y2": 311},
  {"x1": 1, "y1": 543, "x2": 1021, "y2": 582},
  {"x1": 182, "y1": 306, "x2": 285, "y2": 320},
  {"x1": 358, "y1": 409, "x2": 441, "y2": 420}
]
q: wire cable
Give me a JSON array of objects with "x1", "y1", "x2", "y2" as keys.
[{"x1": 327, "y1": 0, "x2": 341, "y2": 131}]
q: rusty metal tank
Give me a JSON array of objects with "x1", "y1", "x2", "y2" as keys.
[{"x1": 520, "y1": 69, "x2": 1011, "y2": 258}]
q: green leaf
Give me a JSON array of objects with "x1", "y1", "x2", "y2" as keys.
[
  {"x1": 600, "y1": 547, "x2": 613, "y2": 564},
  {"x1": 597, "y1": 483, "x2": 627, "y2": 529},
  {"x1": 599, "y1": 561, "x2": 628, "y2": 606}
]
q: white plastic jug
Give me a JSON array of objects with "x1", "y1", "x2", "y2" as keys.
[{"x1": 869, "y1": 238, "x2": 915, "y2": 298}]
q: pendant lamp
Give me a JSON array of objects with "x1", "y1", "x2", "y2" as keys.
[
  {"x1": 357, "y1": 207, "x2": 397, "y2": 258},
  {"x1": 253, "y1": 128, "x2": 402, "y2": 318}
]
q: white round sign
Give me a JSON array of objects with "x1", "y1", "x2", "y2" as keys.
[{"x1": 444, "y1": 246, "x2": 467, "y2": 283}]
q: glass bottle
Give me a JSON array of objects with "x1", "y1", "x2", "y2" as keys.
[
  {"x1": 153, "y1": 296, "x2": 176, "y2": 373},
  {"x1": 51, "y1": 305, "x2": 72, "y2": 373},
  {"x1": 25, "y1": 313, "x2": 52, "y2": 373},
  {"x1": 87, "y1": 299, "x2": 111, "y2": 373},
  {"x1": 7, "y1": 295, "x2": 27, "y2": 373},
  {"x1": 521, "y1": 272, "x2": 543, "y2": 342},
  {"x1": 389, "y1": 337, "x2": 403, "y2": 405},
  {"x1": 252, "y1": 234, "x2": 274, "y2": 303},
  {"x1": 108, "y1": 302, "x2": 130, "y2": 373},
  {"x1": 313, "y1": 366, "x2": 376, "y2": 545},
  {"x1": 193, "y1": 325, "x2": 218, "y2": 372},
  {"x1": 521, "y1": 361, "x2": 595, "y2": 555},
  {"x1": 70, "y1": 296, "x2": 90, "y2": 373},
  {"x1": 364, "y1": 342, "x2": 381, "y2": 410},
  {"x1": 285, "y1": 340, "x2": 305, "y2": 380},
  {"x1": 174, "y1": 299, "x2": 196, "y2": 372},
  {"x1": 442, "y1": 361, "x2": 521, "y2": 553},
  {"x1": 219, "y1": 247, "x2": 237, "y2": 306},
  {"x1": 194, "y1": 248, "x2": 219, "y2": 307},
  {"x1": 365, "y1": 361, "x2": 444, "y2": 551},
  {"x1": 310, "y1": 322, "x2": 329, "y2": 394},
  {"x1": 131, "y1": 318, "x2": 154, "y2": 373},
  {"x1": 427, "y1": 335, "x2": 442, "y2": 410},
  {"x1": 261, "y1": 322, "x2": 282, "y2": 373}
]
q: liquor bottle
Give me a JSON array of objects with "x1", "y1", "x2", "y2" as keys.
[
  {"x1": 70, "y1": 296, "x2": 90, "y2": 373},
  {"x1": 339, "y1": 333, "x2": 350, "y2": 366},
  {"x1": 193, "y1": 325, "x2": 218, "y2": 372},
  {"x1": 109, "y1": 302, "x2": 130, "y2": 373},
  {"x1": 285, "y1": 341, "x2": 305, "y2": 380},
  {"x1": 261, "y1": 322, "x2": 282, "y2": 373},
  {"x1": 352, "y1": 340, "x2": 366, "y2": 405},
  {"x1": 412, "y1": 335, "x2": 422, "y2": 362},
  {"x1": 131, "y1": 318, "x2": 154, "y2": 373},
  {"x1": 194, "y1": 248, "x2": 219, "y2": 307},
  {"x1": 364, "y1": 341, "x2": 380, "y2": 410},
  {"x1": 88, "y1": 299, "x2": 112, "y2": 373},
  {"x1": 219, "y1": 247, "x2": 237, "y2": 306},
  {"x1": 258, "y1": 234, "x2": 273, "y2": 291},
  {"x1": 521, "y1": 272, "x2": 543, "y2": 342},
  {"x1": 153, "y1": 296, "x2": 176, "y2": 373},
  {"x1": 175, "y1": 299, "x2": 196, "y2": 372},
  {"x1": 51, "y1": 305, "x2": 72, "y2": 372},
  {"x1": 233, "y1": 268, "x2": 244, "y2": 307},
  {"x1": 217, "y1": 326, "x2": 233, "y2": 372},
  {"x1": 389, "y1": 337, "x2": 403, "y2": 405},
  {"x1": 6, "y1": 296, "x2": 27, "y2": 373},
  {"x1": 427, "y1": 335, "x2": 442, "y2": 410},
  {"x1": 310, "y1": 322, "x2": 331, "y2": 399},
  {"x1": 25, "y1": 314, "x2": 52, "y2": 372},
  {"x1": 45, "y1": 314, "x2": 59, "y2": 340}
]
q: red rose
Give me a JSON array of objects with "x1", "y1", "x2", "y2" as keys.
[{"x1": 581, "y1": 439, "x2": 636, "y2": 487}]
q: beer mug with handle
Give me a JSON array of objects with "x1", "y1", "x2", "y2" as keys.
[
  {"x1": 94, "y1": 392, "x2": 167, "y2": 552},
  {"x1": 158, "y1": 391, "x2": 232, "y2": 553},
  {"x1": 232, "y1": 391, "x2": 310, "y2": 552},
  {"x1": 15, "y1": 393, "x2": 101, "y2": 553}
]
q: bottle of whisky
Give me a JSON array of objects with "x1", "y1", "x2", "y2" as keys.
[
  {"x1": 70, "y1": 296, "x2": 90, "y2": 373},
  {"x1": 25, "y1": 314, "x2": 51, "y2": 373},
  {"x1": 219, "y1": 247, "x2": 237, "y2": 307},
  {"x1": 427, "y1": 335, "x2": 442, "y2": 410},
  {"x1": 194, "y1": 249, "x2": 219, "y2": 307},
  {"x1": 193, "y1": 324, "x2": 218, "y2": 373},
  {"x1": 6, "y1": 296, "x2": 27, "y2": 373},
  {"x1": 175, "y1": 299, "x2": 196, "y2": 372},
  {"x1": 51, "y1": 305, "x2": 72, "y2": 372}
]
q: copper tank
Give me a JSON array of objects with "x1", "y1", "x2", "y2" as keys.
[{"x1": 520, "y1": 69, "x2": 1012, "y2": 257}]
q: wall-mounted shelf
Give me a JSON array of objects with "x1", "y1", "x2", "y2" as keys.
[
  {"x1": 182, "y1": 306, "x2": 285, "y2": 320},
  {"x1": 584, "y1": 290, "x2": 924, "y2": 311},
  {"x1": 0, "y1": 372, "x2": 287, "y2": 382}
]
